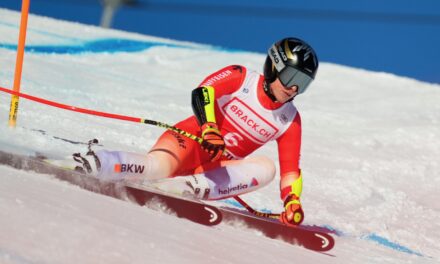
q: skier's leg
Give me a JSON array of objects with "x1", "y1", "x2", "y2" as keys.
[
  {"x1": 92, "y1": 150, "x2": 170, "y2": 181},
  {"x1": 205, "y1": 156, "x2": 276, "y2": 200},
  {"x1": 60, "y1": 117, "x2": 208, "y2": 181},
  {"x1": 88, "y1": 128, "x2": 204, "y2": 181},
  {"x1": 153, "y1": 156, "x2": 276, "y2": 200}
]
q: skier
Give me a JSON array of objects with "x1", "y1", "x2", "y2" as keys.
[{"x1": 67, "y1": 37, "x2": 319, "y2": 226}]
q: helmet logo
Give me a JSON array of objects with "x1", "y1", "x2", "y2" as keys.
[
  {"x1": 270, "y1": 47, "x2": 280, "y2": 63},
  {"x1": 279, "y1": 42, "x2": 288, "y2": 61},
  {"x1": 268, "y1": 45, "x2": 286, "y2": 72}
]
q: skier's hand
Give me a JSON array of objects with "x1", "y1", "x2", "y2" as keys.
[
  {"x1": 280, "y1": 194, "x2": 304, "y2": 226},
  {"x1": 201, "y1": 122, "x2": 225, "y2": 162}
]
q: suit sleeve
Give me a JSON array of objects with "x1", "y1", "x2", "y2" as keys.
[
  {"x1": 198, "y1": 65, "x2": 246, "y2": 97},
  {"x1": 276, "y1": 112, "x2": 302, "y2": 200},
  {"x1": 191, "y1": 65, "x2": 247, "y2": 126}
]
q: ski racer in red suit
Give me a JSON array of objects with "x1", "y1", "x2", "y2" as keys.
[{"x1": 69, "y1": 37, "x2": 319, "y2": 226}]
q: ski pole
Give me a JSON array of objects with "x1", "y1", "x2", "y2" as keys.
[
  {"x1": 142, "y1": 119, "x2": 203, "y2": 144},
  {"x1": 233, "y1": 196, "x2": 280, "y2": 219}
]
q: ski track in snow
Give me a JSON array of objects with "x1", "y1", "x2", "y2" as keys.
[{"x1": 1, "y1": 8, "x2": 440, "y2": 264}]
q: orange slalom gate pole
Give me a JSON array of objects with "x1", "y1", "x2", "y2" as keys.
[{"x1": 8, "y1": 0, "x2": 31, "y2": 127}]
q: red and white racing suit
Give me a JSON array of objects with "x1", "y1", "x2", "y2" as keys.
[
  {"x1": 151, "y1": 65, "x2": 301, "y2": 200},
  {"x1": 96, "y1": 65, "x2": 302, "y2": 201}
]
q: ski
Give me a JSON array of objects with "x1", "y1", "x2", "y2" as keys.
[
  {"x1": 124, "y1": 183, "x2": 222, "y2": 226},
  {"x1": 0, "y1": 150, "x2": 335, "y2": 251},
  {"x1": 218, "y1": 206, "x2": 335, "y2": 252},
  {"x1": 0, "y1": 150, "x2": 222, "y2": 226}
]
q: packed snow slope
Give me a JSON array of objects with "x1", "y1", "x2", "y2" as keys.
[{"x1": 1, "y1": 8, "x2": 439, "y2": 264}]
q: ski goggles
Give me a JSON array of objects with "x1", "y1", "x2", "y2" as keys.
[
  {"x1": 278, "y1": 66, "x2": 314, "y2": 94},
  {"x1": 268, "y1": 45, "x2": 314, "y2": 94}
]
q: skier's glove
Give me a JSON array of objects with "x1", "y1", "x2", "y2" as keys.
[
  {"x1": 280, "y1": 194, "x2": 304, "y2": 226},
  {"x1": 201, "y1": 122, "x2": 225, "y2": 162}
]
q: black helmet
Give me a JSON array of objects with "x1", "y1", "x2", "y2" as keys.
[{"x1": 264, "y1": 37, "x2": 319, "y2": 94}]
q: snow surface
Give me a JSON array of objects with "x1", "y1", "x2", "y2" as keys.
[{"x1": 1, "y1": 8, "x2": 440, "y2": 264}]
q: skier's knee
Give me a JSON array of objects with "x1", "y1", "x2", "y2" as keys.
[
  {"x1": 243, "y1": 155, "x2": 276, "y2": 187},
  {"x1": 255, "y1": 156, "x2": 276, "y2": 186}
]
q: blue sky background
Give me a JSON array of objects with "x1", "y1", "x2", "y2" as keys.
[{"x1": 1, "y1": 0, "x2": 439, "y2": 84}]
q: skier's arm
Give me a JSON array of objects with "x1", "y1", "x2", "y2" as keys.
[
  {"x1": 276, "y1": 113, "x2": 304, "y2": 225},
  {"x1": 277, "y1": 113, "x2": 302, "y2": 200},
  {"x1": 192, "y1": 65, "x2": 246, "y2": 124},
  {"x1": 191, "y1": 86, "x2": 224, "y2": 161},
  {"x1": 191, "y1": 86, "x2": 217, "y2": 126},
  {"x1": 190, "y1": 65, "x2": 246, "y2": 161},
  {"x1": 198, "y1": 65, "x2": 246, "y2": 97}
]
